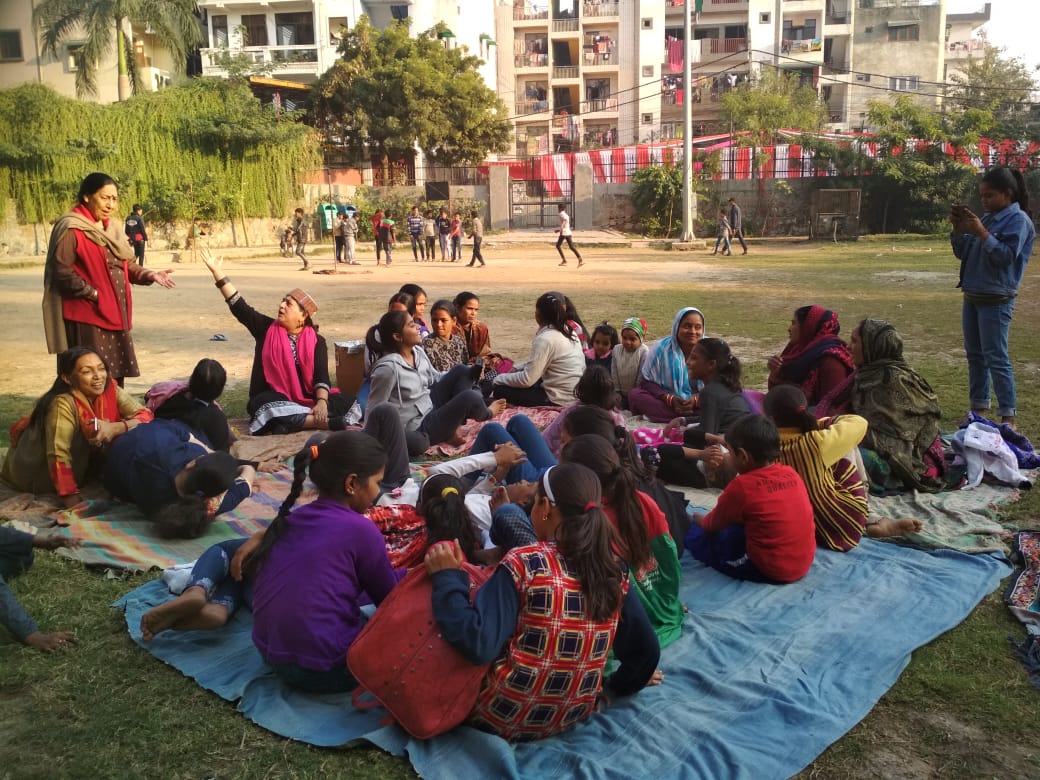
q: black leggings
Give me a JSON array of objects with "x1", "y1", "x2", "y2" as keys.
[
  {"x1": 407, "y1": 365, "x2": 491, "y2": 455},
  {"x1": 556, "y1": 234, "x2": 581, "y2": 259}
]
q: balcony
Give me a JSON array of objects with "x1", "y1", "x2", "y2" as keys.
[
  {"x1": 515, "y1": 52, "x2": 549, "y2": 68},
  {"x1": 581, "y1": 97, "x2": 619, "y2": 113},
  {"x1": 553, "y1": 65, "x2": 580, "y2": 79},
  {"x1": 552, "y1": 19, "x2": 580, "y2": 33},
  {"x1": 514, "y1": 100, "x2": 551, "y2": 117},
  {"x1": 582, "y1": 50, "x2": 618, "y2": 66},
  {"x1": 946, "y1": 39, "x2": 985, "y2": 59},
  {"x1": 823, "y1": 58, "x2": 850, "y2": 74},
  {"x1": 583, "y1": 1, "x2": 619, "y2": 17},
  {"x1": 201, "y1": 44, "x2": 319, "y2": 77},
  {"x1": 667, "y1": 0, "x2": 749, "y2": 12},
  {"x1": 513, "y1": 7, "x2": 549, "y2": 21}
]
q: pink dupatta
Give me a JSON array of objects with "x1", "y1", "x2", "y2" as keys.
[{"x1": 261, "y1": 323, "x2": 317, "y2": 406}]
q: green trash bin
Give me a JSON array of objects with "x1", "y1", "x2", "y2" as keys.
[{"x1": 318, "y1": 204, "x2": 336, "y2": 232}]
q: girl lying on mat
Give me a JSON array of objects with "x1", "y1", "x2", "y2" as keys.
[
  {"x1": 685, "y1": 415, "x2": 816, "y2": 584},
  {"x1": 425, "y1": 462, "x2": 662, "y2": 741}
]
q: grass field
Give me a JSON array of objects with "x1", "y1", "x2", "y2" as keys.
[{"x1": 2, "y1": 237, "x2": 1039, "y2": 778}]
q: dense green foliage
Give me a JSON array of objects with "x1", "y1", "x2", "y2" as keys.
[
  {"x1": 947, "y1": 47, "x2": 1039, "y2": 140},
  {"x1": 720, "y1": 68, "x2": 828, "y2": 142},
  {"x1": 313, "y1": 16, "x2": 511, "y2": 172},
  {"x1": 33, "y1": 0, "x2": 201, "y2": 100},
  {"x1": 0, "y1": 81, "x2": 319, "y2": 224}
]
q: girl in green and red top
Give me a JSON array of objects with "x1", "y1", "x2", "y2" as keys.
[
  {"x1": 426, "y1": 462, "x2": 661, "y2": 741},
  {"x1": 562, "y1": 434, "x2": 684, "y2": 648}
]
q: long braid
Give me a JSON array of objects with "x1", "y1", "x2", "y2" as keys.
[{"x1": 244, "y1": 447, "x2": 311, "y2": 578}]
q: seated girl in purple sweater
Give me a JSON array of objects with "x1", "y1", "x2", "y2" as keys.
[{"x1": 247, "y1": 430, "x2": 402, "y2": 692}]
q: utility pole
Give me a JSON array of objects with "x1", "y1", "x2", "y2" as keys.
[{"x1": 680, "y1": 0, "x2": 695, "y2": 241}]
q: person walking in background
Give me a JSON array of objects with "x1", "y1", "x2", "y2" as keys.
[
  {"x1": 712, "y1": 209, "x2": 732, "y2": 256},
  {"x1": 728, "y1": 198, "x2": 748, "y2": 255},
  {"x1": 436, "y1": 207, "x2": 451, "y2": 261},
  {"x1": 343, "y1": 210, "x2": 359, "y2": 265},
  {"x1": 423, "y1": 210, "x2": 437, "y2": 261},
  {"x1": 555, "y1": 203, "x2": 583, "y2": 268},
  {"x1": 467, "y1": 211, "x2": 485, "y2": 267},
  {"x1": 450, "y1": 211, "x2": 463, "y2": 262},
  {"x1": 124, "y1": 204, "x2": 148, "y2": 267},
  {"x1": 292, "y1": 208, "x2": 309, "y2": 270},
  {"x1": 407, "y1": 206, "x2": 426, "y2": 262},
  {"x1": 370, "y1": 208, "x2": 384, "y2": 264},
  {"x1": 334, "y1": 212, "x2": 347, "y2": 264},
  {"x1": 378, "y1": 211, "x2": 397, "y2": 267}
]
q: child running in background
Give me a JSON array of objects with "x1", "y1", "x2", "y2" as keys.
[
  {"x1": 540, "y1": 365, "x2": 624, "y2": 459},
  {"x1": 426, "y1": 462, "x2": 662, "y2": 741},
  {"x1": 561, "y1": 435, "x2": 684, "y2": 648},
  {"x1": 1, "y1": 527, "x2": 78, "y2": 652},
  {"x1": 685, "y1": 415, "x2": 816, "y2": 583},
  {"x1": 248, "y1": 431, "x2": 402, "y2": 692},
  {"x1": 611, "y1": 317, "x2": 650, "y2": 409},
  {"x1": 422, "y1": 299, "x2": 470, "y2": 372},
  {"x1": 764, "y1": 385, "x2": 923, "y2": 549},
  {"x1": 657, "y1": 338, "x2": 750, "y2": 488},
  {"x1": 585, "y1": 322, "x2": 618, "y2": 371}
]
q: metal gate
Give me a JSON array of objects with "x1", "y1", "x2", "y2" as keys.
[{"x1": 508, "y1": 178, "x2": 574, "y2": 229}]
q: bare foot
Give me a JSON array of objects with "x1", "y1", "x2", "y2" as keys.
[
  {"x1": 487, "y1": 399, "x2": 508, "y2": 417},
  {"x1": 140, "y1": 586, "x2": 207, "y2": 641},
  {"x1": 866, "y1": 518, "x2": 924, "y2": 538},
  {"x1": 24, "y1": 630, "x2": 75, "y2": 653}
]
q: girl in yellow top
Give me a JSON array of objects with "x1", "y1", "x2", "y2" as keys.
[{"x1": 763, "y1": 385, "x2": 921, "y2": 551}]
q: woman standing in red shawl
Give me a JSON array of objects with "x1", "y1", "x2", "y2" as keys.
[
  {"x1": 767, "y1": 306, "x2": 854, "y2": 408},
  {"x1": 43, "y1": 173, "x2": 175, "y2": 384}
]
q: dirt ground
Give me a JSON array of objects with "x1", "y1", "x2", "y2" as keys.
[{"x1": 0, "y1": 240, "x2": 750, "y2": 401}]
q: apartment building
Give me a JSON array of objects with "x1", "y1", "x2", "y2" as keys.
[
  {"x1": 198, "y1": 0, "x2": 497, "y2": 93},
  {"x1": 495, "y1": 0, "x2": 991, "y2": 153},
  {"x1": 943, "y1": 2, "x2": 990, "y2": 82},
  {"x1": 0, "y1": 2, "x2": 180, "y2": 102}
]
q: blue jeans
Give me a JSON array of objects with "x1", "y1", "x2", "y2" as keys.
[
  {"x1": 490, "y1": 503, "x2": 538, "y2": 550},
  {"x1": 470, "y1": 414, "x2": 557, "y2": 483},
  {"x1": 450, "y1": 235, "x2": 462, "y2": 260},
  {"x1": 189, "y1": 538, "x2": 251, "y2": 614},
  {"x1": 684, "y1": 524, "x2": 772, "y2": 583},
  {"x1": 963, "y1": 298, "x2": 1017, "y2": 417}
]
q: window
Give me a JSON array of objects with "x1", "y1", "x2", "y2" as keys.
[
  {"x1": 863, "y1": 26, "x2": 873, "y2": 33},
  {"x1": 642, "y1": 65, "x2": 654, "y2": 78},
  {"x1": 65, "y1": 42, "x2": 84, "y2": 72},
  {"x1": 212, "y1": 15, "x2": 228, "y2": 48},
  {"x1": 783, "y1": 18, "x2": 817, "y2": 41},
  {"x1": 889, "y1": 75, "x2": 920, "y2": 92},
  {"x1": 641, "y1": 112, "x2": 653, "y2": 124},
  {"x1": 275, "y1": 12, "x2": 315, "y2": 46},
  {"x1": 390, "y1": 5, "x2": 409, "y2": 20},
  {"x1": 0, "y1": 30, "x2": 22, "y2": 62},
  {"x1": 855, "y1": 73, "x2": 871, "y2": 82},
  {"x1": 888, "y1": 24, "x2": 919, "y2": 42},
  {"x1": 641, "y1": 18, "x2": 653, "y2": 30},
  {"x1": 759, "y1": 12, "x2": 771, "y2": 23},
  {"x1": 241, "y1": 14, "x2": 268, "y2": 47}
]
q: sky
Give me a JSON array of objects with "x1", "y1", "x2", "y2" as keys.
[{"x1": 946, "y1": 0, "x2": 1040, "y2": 70}]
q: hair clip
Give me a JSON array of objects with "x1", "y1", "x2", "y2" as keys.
[
  {"x1": 310, "y1": 444, "x2": 319, "y2": 459},
  {"x1": 583, "y1": 501, "x2": 598, "y2": 512},
  {"x1": 440, "y1": 486, "x2": 459, "y2": 497}
]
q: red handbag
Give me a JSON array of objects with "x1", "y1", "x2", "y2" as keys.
[{"x1": 347, "y1": 562, "x2": 491, "y2": 739}]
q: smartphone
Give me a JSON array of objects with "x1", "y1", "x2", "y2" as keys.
[{"x1": 472, "y1": 358, "x2": 484, "y2": 380}]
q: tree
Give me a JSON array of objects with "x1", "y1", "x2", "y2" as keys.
[
  {"x1": 946, "y1": 46, "x2": 1039, "y2": 139},
  {"x1": 843, "y1": 96, "x2": 992, "y2": 233},
  {"x1": 631, "y1": 163, "x2": 709, "y2": 238},
  {"x1": 33, "y1": 0, "x2": 202, "y2": 101},
  {"x1": 720, "y1": 68, "x2": 828, "y2": 143},
  {"x1": 313, "y1": 16, "x2": 511, "y2": 176}
]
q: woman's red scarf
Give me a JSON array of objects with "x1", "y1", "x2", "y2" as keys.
[
  {"x1": 261, "y1": 323, "x2": 317, "y2": 406},
  {"x1": 775, "y1": 306, "x2": 854, "y2": 398}
]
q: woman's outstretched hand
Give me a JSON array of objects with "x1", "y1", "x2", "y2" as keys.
[
  {"x1": 200, "y1": 247, "x2": 223, "y2": 279},
  {"x1": 147, "y1": 268, "x2": 176, "y2": 289}
]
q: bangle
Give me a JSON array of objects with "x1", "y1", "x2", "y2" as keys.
[
  {"x1": 215, "y1": 276, "x2": 230, "y2": 289},
  {"x1": 122, "y1": 420, "x2": 129, "y2": 433}
]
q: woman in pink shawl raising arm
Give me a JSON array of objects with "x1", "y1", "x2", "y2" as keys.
[{"x1": 201, "y1": 251, "x2": 351, "y2": 435}]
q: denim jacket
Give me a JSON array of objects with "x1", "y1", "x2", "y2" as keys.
[{"x1": 951, "y1": 202, "x2": 1036, "y2": 297}]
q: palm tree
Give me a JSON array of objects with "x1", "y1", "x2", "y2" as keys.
[{"x1": 33, "y1": 0, "x2": 202, "y2": 101}]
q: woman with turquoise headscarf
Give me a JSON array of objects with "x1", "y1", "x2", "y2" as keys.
[{"x1": 628, "y1": 307, "x2": 705, "y2": 422}]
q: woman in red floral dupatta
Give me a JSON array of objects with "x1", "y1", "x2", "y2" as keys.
[
  {"x1": 767, "y1": 305, "x2": 855, "y2": 409},
  {"x1": 1, "y1": 348, "x2": 154, "y2": 506}
]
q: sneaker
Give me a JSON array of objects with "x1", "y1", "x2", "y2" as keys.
[{"x1": 559, "y1": 260, "x2": 567, "y2": 266}]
